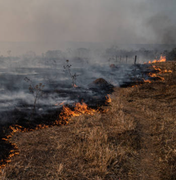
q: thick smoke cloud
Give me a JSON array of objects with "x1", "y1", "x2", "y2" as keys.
[
  {"x1": 147, "y1": 14, "x2": 176, "y2": 44},
  {"x1": 0, "y1": 0, "x2": 175, "y2": 45},
  {"x1": 143, "y1": 0, "x2": 176, "y2": 44}
]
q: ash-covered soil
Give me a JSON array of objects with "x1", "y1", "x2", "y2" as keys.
[
  {"x1": 0, "y1": 58, "x2": 154, "y2": 169},
  {"x1": 0, "y1": 61, "x2": 176, "y2": 180}
]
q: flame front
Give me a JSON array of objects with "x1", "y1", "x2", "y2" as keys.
[
  {"x1": 148, "y1": 73, "x2": 157, "y2": 77},
  {"x1": 143, "y1": 79, "x2": 152, "y2": 83},
  {"x1": 152, "y1": 65, "x2": 172, "y2": 74},
  {"x1": 133, "y1": 57, "x2": 172, "y2": 88},
  {"x1": 148, "y1": 55, "x2": 166, "y2": 64},
  {"x1": 0, "y1": 98, "x2": 110, "y2": 172},
  {"x1": 58, "y1": 102, "x2": 100, "y2": 123}
]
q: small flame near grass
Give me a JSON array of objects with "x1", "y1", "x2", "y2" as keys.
[
  {"x1": 145, "y1": 55, "x2": 166, "y2": 64},
  {"x1": 133, "y1": 56, "x2": 173, "y2": 88},
  {"x1": 57, "y1": 102, "x2": 100, "y2": 124},
  {"x1": 0, "y1": 96, "x2": 111, "y2": 172},
  {"x1": 142, "y1": 79, "x2": 152, "y2": 83},
  {"x1": 152, "y1": 65, "x2": 172, "y2": 74},
  {"x1": 73, "y1": 84, "x2": 78, "y2": 88},
  {"x1": 105, "y1": 94, "x2": 112, "y2": 104},
  {"x1": 148, "y1": 73, "x2": 157, "y2": 78}
]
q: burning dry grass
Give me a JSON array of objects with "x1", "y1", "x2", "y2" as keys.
[
  {"x1": 145, "y1": 55, "x2": 167, "y2": 64},
  {"x1": 0, "y1": 61, "x2": 176, "y2": 180}
]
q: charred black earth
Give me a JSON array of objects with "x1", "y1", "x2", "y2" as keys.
[{"x1": 0, "y1": 61, "x2": 154, "y2": 167}]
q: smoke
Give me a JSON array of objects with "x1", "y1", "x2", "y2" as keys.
[
  {"x1": 0, "y1": 0, "x2": 176, "y2": 56},
  {"x1": 142, "y1": 0, "x2": 176, "y2": 44},
  {"x1": 0, "y1": 0, "x2": 175, "y2": 45},
  {"x1": 147, "y1": 13, "x2": 176, "y2": 44},
  {"x1": 1, "y1": 0, "x2": 176, "y2": 125}
]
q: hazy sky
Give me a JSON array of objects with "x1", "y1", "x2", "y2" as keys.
[{"x1": 0, "y1": 0, "x2": 176, "y2": 44}]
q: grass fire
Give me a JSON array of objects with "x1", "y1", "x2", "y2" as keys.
[
  {"x1": 0, "y1": 56, "x2": 176, "y2": 179},
  {"x1": 1, "y1": 1, "x2": 176, "y2": 179}
]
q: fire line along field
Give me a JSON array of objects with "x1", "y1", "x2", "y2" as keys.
[
  {"x1": 0, "y1": 47, "x2": 176, "y2": 179},
  {"x1": 0, "y1": 50, "x2": 148, "y2": 125},
  {"x1": 1, "y1": 0, "x2": 176, "y2": 178},
  {"x1": 0, "y1": 49, "x2": 168, "y2": 125}
]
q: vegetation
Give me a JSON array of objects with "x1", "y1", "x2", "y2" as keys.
[
  {"x1": 63, "y1": 60, "x2": 78, "y2": 87},
  {"x1": 24, "y1": 77, "x2": 45, "y2": 112},
  {"x1": 1, "y1": 61, "x2": 175, "y2": 179}
]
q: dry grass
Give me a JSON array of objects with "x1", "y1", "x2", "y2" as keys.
[{"x1": 0, "y1": 61, "x2": 176, "y2": 180}]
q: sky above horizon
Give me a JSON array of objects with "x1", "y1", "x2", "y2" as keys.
[{"x1": 0, "y1": 0, "x2": 176, "y2": 44}]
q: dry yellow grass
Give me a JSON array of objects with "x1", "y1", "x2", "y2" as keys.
[{"x1": 0, "y1": 61, "x2": 176, "y2": 180}]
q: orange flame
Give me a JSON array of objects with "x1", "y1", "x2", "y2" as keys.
[
  {"x1": 55, "y1": 102, "x2": 66, "y2": 106},
  {"x1": 105, "y1": 94, "x2": 112, "y2": 104},
  {"x1": 58, "y1": 102, "x2": 99, "y2": 123},
  {"x1": 146, "y1": 55, "x2": 166, "y2": 64},
  {"x1": 143, "y1": 79, "x2": 152, "y2": 83},
  {"x1": 133, "y1": 56, "x2": 172, "y2": 88},
  {"x1": 152, "y1": 65, "x2": 172, "y2": 74},
  {"x1": 60, "y1": 102, "x2": 65, "y2": 106},
  {"x1": 0, "y1": 98, "x2": 110, "y2": 171},
  {"x1": 148, "y1": 73, "x2": 165, "y2": 81},
  {"x1": 163, "y1": 69, "x2": 172, "y2": 73},
  {"x1": 152, "y1": 65, "x2": 164, "y2": 74},
  {"x1": 148, "y1": 73, "x2": 157, "y2": 77},
  {"x1": 73, "y1": 84, "x2": 78, "y2": 88},
  {"x1": 132, "y1": 85, "x2": 141, "y2": 88}
]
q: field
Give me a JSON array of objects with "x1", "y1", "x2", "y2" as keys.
[{"x1": 0, "y1": 61, "x2": 176, "y2": 180}]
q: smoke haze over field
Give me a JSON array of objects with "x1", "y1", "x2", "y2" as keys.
[
  {"x1": 0, "y1": 0, "x2": 176, "y2": 124},
  {"x1": 0, "y1": 0, "x2": 176, "y2": 54}
]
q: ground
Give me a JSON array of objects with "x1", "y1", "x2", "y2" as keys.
[{"x1": 0, "y1": 61, "x2": 176, "y2": 180}]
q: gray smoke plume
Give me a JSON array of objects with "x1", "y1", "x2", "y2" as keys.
[
  {"x1": 0, "y1": 0, "x2": 176, "y2": 55},
  {"x1": 147, "y1": 13, "x2": 176, "y2": 44}
]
